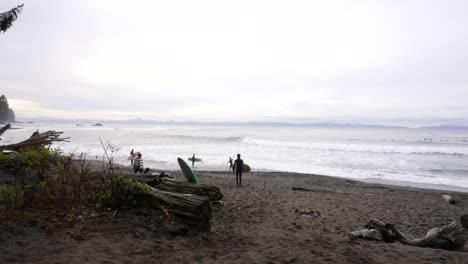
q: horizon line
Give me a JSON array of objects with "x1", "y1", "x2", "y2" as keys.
[{"x1": 10, "y1": 117, "x2": 468, "y2": 130}]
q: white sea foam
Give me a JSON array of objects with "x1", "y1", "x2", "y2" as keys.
[{"x1": 3, "y1": 123, "x2": 468, "y2": 191}]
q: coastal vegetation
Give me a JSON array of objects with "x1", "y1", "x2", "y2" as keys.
[
  {"x1": 0, "y1": 146, "x2": 171, "y2": 230},
  {"x1": 0, "y1": 148, "x2": 111, "y2": 227},
  {"x1": 0, "y1": 133, "x2": 220, "y2": 233}
]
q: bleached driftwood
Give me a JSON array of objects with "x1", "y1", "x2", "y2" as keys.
[
  {"x1": 0, "y1": 130, "x2": 70, "y2": 151},
  {"x1": 349, "y1": 216, "x2": 468, "y2": 251}
]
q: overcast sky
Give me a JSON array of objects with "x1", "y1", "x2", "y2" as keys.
[{"x1": 1, "y1": 0, "x2": 467, "y2": 126}]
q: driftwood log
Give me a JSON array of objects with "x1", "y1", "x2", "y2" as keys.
[
  {"x1": 350, "y1": 216, "x2": 468, "y2": 251},
  {"x1": 122, "y1": 173, "x2": 223, "y2": 232},
  {"x1": 141, "y1": 185, "x2": 212, "y2": 231},
  {"x1": 0, "y1": 130, "x2": 69, "y2": 151},
  {"x1": 125, "y1": 173, "x2": 223, "y2": 201},
  {"x1": 155, "y1": 179, "x2": 223, "y2": 201},
  {"x1": 0, "y1": 123, "x2": 11, "y2": 137}
]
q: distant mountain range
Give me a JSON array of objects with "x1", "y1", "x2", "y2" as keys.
[
  {"x1": 15, "y1": 117, "x2": 468, "y2": 130},
  {"x1": 418, "y1": 125, "x2": 468, "y2": 130}
]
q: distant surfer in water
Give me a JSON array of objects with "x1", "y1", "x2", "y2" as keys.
[
  {"x1": 228, "y1": 157, "x2": 233, "y2": 172},
  {"x1": 234, "y1": 154, "x2": 244, "y2": 187},
  {"x1": 349, "y1": 215, "x2": 468, "y2": 251},
  {"x1": 192, "y1": 154, "x2": 196, "y2": 167}
]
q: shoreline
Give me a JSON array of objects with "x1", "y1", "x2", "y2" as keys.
[{"x1": 152, "y1": 165, "x2": 468, "y2": 194}]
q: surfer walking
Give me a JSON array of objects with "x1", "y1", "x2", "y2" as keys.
[
  {"x1": 234, "y1": 154, "x2": 244, "y2": 187},
  {"x1": 228, "y1": 157, "x2": 234, "y2": 172},
  {"x1": 130, "y1": 149, "x2": 135, "y2": 166}
]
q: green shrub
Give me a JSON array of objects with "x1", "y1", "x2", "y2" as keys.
[
  {"x1": 0, "y1": 185, "x2": 14, "y2": 204},
  {"x1": 98, "y1": 171, "x2": 149, "y2": 209},
  {"x1": 0, "y1": 147, "x2": 160, "y2": 228}
]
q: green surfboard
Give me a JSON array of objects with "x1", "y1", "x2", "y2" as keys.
[{"x1": 177, "y1": 157, "x2": 199, "y2": 183}]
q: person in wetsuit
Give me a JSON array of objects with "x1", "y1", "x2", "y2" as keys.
[
  {"x1": 228, "y1": 157, "x2": 233, "y2": 172},
  {"x1": 234, "y1": 154, "x2": 243, "y2": 187}
]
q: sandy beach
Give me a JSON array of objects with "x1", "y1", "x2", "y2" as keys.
[{"x1": 1, "y1": 169, "x2": 467, "y2": 264}]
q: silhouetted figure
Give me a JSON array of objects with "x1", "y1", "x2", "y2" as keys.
[
  {"x1": 228, "y1": 157, "x2": 233, "y2": 172},
  {"x1": 130, "y1": 149, "x2": 134, "y2": 166},
  {"x1": 192, "y1": 154, "x2": 196, "y2": 167},
  {"x1": 234, "y1": 154, "x2": 244, "y2": 187}
]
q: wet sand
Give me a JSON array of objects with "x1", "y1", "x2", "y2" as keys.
[{"x1": 1, "y1": 169, "x2": 468, "y2": 264}]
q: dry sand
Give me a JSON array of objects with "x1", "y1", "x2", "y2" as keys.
[{"x1": 1, "y1": 169, "x2": 468, "y2": 264}]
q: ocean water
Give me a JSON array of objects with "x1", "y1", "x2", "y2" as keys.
[{"x1": 2, "y1": 123, "x2": 468, "y2": 192}]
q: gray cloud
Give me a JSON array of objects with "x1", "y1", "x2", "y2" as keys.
[{"x1": 1, "y1": 0, "x2": 468, "y2": 125}]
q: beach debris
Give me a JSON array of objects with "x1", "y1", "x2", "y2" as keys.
[
  {"x1": 126, "y1": 173, "x2": 223, "y2": 201},
  {"x1": 349, "y1": 229, "x2": 383, "y2": 241},
  {"x1": 142, "y1": 184, "x2": 213, "y2": 231},
  {"x1": 211, "y1": 200, "x2": 224, "y2": 207},
  {"x1": 442, "y1": 194, "x2": 456, "y2": 205},
  {"x1": 158, "y1": 171, "x2": 173, "y2": 179},
  {"x1": 295, "y1": 209, "x2": 321, "y2": 218},
  {"x1": 349, "y1": 216, "x2": 468, "y2": 251},
  {"x1": 292, "y1": 187, "x2": 313, "y2": 192},
  {"x1": 112, "y1": 209, "x2": 119, "y2": 220},
  {"x1": 0, "y1": 130, "x2": 69, "y2": 151}
]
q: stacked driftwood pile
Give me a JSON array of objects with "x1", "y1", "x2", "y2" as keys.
[
  {"x1": 125, "y1": 173, "x2": 223, "y2": 232},
  {"x1": 0, "y1": 123, "x2": 69, "y2": 151}
]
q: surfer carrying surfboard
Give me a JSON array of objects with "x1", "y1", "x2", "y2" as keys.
[
  {"x1": 228, "y1": 157, "x2": 234, "y2": 172},
  {"x1": 234, "y1": 154, "x2": 244, "y2": 187}
]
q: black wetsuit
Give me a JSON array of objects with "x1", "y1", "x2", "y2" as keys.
[
  {"x1": 234, "y1": 158, "x2": 243, "y2": 186},
  {"x1": 228, "y1": 158, "x2": 233, "y2": 172}
]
